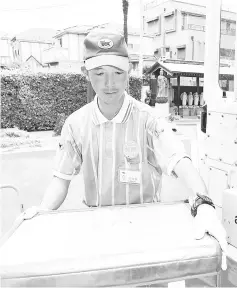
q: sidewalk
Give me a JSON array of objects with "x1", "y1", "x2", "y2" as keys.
[{"x1": 28, "y1": 130, "x2": 60, "y2": 150}]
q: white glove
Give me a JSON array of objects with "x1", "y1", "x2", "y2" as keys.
[
  {"x1": 194, "y1": 204, "x2": 228, "y2": 270},
  {"x1": 21, "y1": 206, "x2": 50, "y2": 220}
]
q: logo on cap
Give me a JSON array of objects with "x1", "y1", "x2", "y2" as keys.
[{"x1": 98, "y1": 39, "x2": 113, "y2": 49}]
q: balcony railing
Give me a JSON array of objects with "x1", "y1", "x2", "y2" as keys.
[
  {"x1": 187, "y1": 24, "x2": 205, "y2": 32},
  {"x1": 184, "y1": 24, "x2": 236, "y2": 35}
]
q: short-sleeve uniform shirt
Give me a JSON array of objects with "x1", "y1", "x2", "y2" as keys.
[{"x1": 53, "y1": 92, "x2": 189, "y2": 207}]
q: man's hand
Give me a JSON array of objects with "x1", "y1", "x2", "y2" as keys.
[{"x1": 194, "y1": 204, "x2": 228, "y2": 270}]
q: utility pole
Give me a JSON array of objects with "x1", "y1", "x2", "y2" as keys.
[
  {"x1": 162, "y1": 10, "x2": 166, "y2": 58},
  {"x1": 138, "y1": 0, "x2": 144, "y2": 77}
]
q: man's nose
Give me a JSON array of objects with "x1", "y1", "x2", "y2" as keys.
[{"x1": 105, "y1": 74, "x2": 115, "y2": 87}]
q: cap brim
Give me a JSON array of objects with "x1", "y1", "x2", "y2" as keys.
[{"x1": 85, "y1": 55, "x2": 129, "y2": 71}]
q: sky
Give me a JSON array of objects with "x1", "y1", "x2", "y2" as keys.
[
  {"x1": 0, "y1": 0, "x2": 236, "y2": 35},
  {"x1": 0, "y1": 0, "x2": 141, "y2": 35}
]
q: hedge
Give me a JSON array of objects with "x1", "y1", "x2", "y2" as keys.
[{"x1": 1, "y1": 72, "x2": 142, "y2": 132}]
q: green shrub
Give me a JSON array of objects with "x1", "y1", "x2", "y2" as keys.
[
  {"x1": 1, "y1": 72, "x2": 142, "y2": 132},
  {"x1": 142, "y1": 74, "x2": 150, "y2": 86},
  {"x1": 128, "y1": 75, "x2": 142, "y2": 101},
  {"x1": 142, "y1": 66, "x2": 151, "y2": 86},
  {"x1": 53, "y1": 113, "x2": 67, "y2": 136}
]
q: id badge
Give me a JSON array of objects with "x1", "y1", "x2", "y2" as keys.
[{"x1": 119, "y1": 169, "x2": 141, "y2": 185}]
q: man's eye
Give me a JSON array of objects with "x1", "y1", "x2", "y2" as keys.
[
  {"x1": 96, "y1": 73, "x2": 104, "y2": 76},
  {"x1": 116, "y1": 72, "x2": 124, "y2": 75}
]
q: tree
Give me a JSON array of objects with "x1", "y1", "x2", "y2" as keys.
[{"x1": 122, "y1": 0, "x2": 129, "y2": 44}]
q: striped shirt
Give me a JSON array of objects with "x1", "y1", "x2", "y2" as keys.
[{"x1": 53, "y1": 92, "x2": 190, "y2": 207}]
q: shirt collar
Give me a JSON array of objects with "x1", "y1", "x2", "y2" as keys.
[{"x1": 92, "y1": 92, "x2": 132, "y2": 125}]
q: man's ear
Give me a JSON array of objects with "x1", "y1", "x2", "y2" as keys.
[{"x1": 81, "y1": 65, "x2": 89, "y2": 81}]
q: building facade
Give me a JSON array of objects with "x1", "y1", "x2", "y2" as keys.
[
  {"x1": 47, "y1": 25, "x2": 93, "y2": 70},
  {"x1": 0, "y1": 33, "x2": 14, "y2": 68},
  {"x1": 11, "y1": 28, "x2": 56, "y2": 66},
  {"x1": 143, "y1": 0, "x2": 236, "y2": 65},
  {"x1": 0, "y1": 28, "x2": 56, "y2": 70},
  {"x1": 50, "y1": 23, "x2": 156, "y2": 74},
  {"x1": 11, "y1": 38, "x2": 53, "y2": 65}
]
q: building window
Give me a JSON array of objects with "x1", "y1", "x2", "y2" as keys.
[
  {"x1": 182, "y1": 14, "x2": 187, "y2": 29},
  {"x1": 59, "y1": 38, "x2": 62, "y2": 47},
  {"x1": 177, "y1": 47, "x2": 186, "y2": 60},
  {"x1": 132, "y1": 62, "x2": 138, "y2": 71},
  {"x1": 147, "y1": 17, "x2": 161, "y2": 34},
  {"x1": 187, "y1": 14, "x2": 205, "y2": 32},
  {"x1": 221, "y1": 19, "x2": 236, "y2": 35},
  {"x1": 226, "y1": 22, "x2": 230, "y2": 30},
  {"x1": 164, "y1": 11, "x2": 176, "y2": 32},
  {"x1": 50, "y1": 62, "x2": 59, "y2": 67},
  {"x1": 220, "y1": 48, "x2": 235, "y2": 60},
  {"x1": 128, "y1": 43, "x2": 133, "y2": 49},
  {"x1": 165, "y1": 47, "x2": 171, "y2": 58},
  {"x1": 154, "y1": 47, "x2": 162, "y2": 58}
]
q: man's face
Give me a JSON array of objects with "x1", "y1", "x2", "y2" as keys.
[{"x1": 88, "y1": 65, "x2": 128, "y2": 105}]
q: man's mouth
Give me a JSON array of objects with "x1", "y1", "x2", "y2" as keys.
[{"x1": 104, "y1": 91, "x2": 117, "y2": 94}]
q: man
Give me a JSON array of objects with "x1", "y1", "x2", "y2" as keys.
[{"x1": 24, "y1": 29, "x2": 227, "y2": 268}]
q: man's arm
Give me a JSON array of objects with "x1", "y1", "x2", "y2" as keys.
[
  {"x1": 173, "y1": 157, "x2": 208, "y2": 197},
  {"x1": 146, "y1": 115, "x2": 207, "y2": 197},
  {"x1": 40, "y1": 119, "x2": 82, "y2": 210},
  {"x1": 147, "y1": 116, "x2": 227, "y2": 266},
  {"x1": 175, "y1": 158, "x2": 228, "y2": 270},
  {"x1": 40, "y1": 176, "x2": 71, "y2": 210}
]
